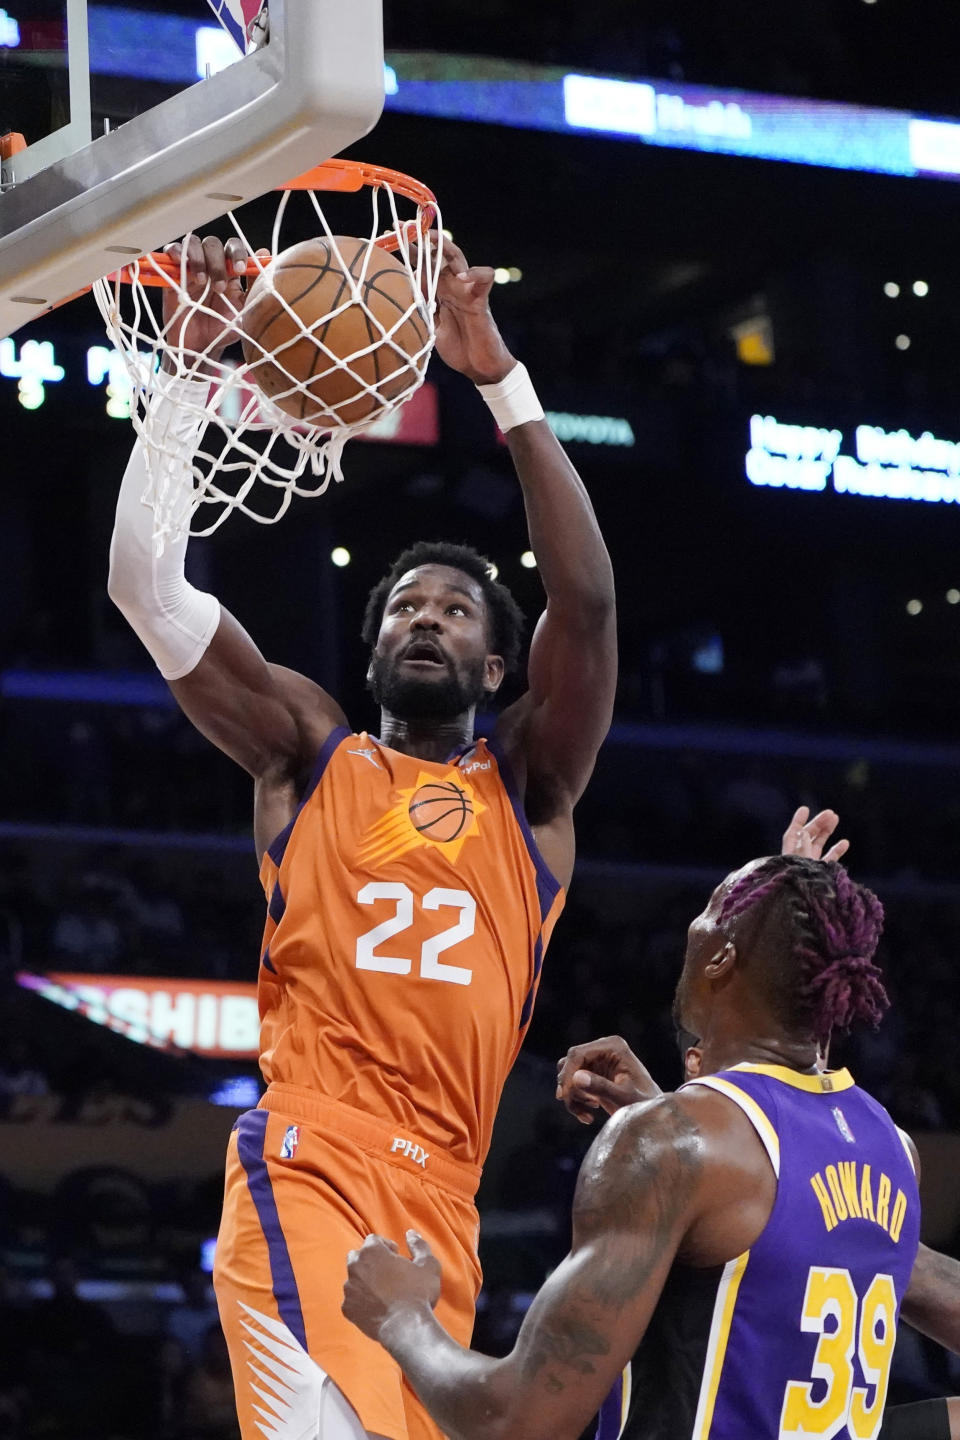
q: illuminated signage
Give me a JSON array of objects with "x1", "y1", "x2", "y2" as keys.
[
  {"x1": 0, "y1": 8, "x2": 19, "y2": 46},
  {"x1": 76, "y1": 7, "x2": 960, "y2": 185},
  {"x1": 18, "y1": 972, "x2": 260, "y2": 1059},
  {"x1": 747, "y1": 414, "x2": 960, "y2": 503},
  {"x1": 564, "y1": 74, "x2": 751, "y2": 144},
  {"x1": 546, "y1": 411, "x2": 635, "y2": 447},
  {"x1": 0, "y1": 345, "x2": 439, "y2": 441},
  {"x1": 0, "y1": 337, "x2": 64, "y2": 409}
]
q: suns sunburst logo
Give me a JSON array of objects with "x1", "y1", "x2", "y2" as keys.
[{"x1": 357, "y1": 770, "x2": 486, "y2": 867}]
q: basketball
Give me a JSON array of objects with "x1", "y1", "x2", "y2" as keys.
[
  {"x1": 240, "y1": 235, "x2": 431, "y2": 428},
  {"x1": 408, "y1": 781, "x2": 474, "y2": 842}
]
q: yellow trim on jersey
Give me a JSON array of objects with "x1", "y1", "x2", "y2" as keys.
[
  {"x1": 689, "y1": 1076, "x2": 781, "y2": 1177},
  {"x1": 730, "y1": 1062, "x2": 855, "y2": 1094},
  {"x1": 619, "y1": 1362, "x2": 632, "y2": 1438},
  {"x1": 690, "y1": 1250, "x2": 750, "y2": 1440}
]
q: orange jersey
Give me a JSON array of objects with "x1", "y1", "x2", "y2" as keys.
[{"x1": 257, "y1": 729, "x2": 564, "y2": 1170}]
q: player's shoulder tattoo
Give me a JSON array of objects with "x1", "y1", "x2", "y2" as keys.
[{"x1": 573, "y1": 1095, "x2": 704, "y2": 1301}]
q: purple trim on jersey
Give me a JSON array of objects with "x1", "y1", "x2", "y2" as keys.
[
  {"x1": 595, "y1": 1371, "x2": 624, "y2": 1440},
  {"x1": 234, "y1": 1109, "x2": 307, "y2": 1349},
  {"x1": 484, "y1": 735, "x2": 562, "y2": 922},
  {"x1": 261, "y1": 949, "x2": 276, "y2": 974},
  {"x1": 266, "y1": 725, "x2": 352, "y2": 868},
  {"x1": 267, "y1": 881, "x2": 286, "y2": 925},
  {"x1": 519, "y1": 932, "x2": 544, "y2": 1029}
]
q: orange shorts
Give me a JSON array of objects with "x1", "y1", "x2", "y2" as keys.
[{"x1": 213, "y1": 1085, "x2": 483, "y2": 1440}]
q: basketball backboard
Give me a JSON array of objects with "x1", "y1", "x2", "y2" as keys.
[{"x1": 0, "y1": 0, "x2": 384, "y2": 338}]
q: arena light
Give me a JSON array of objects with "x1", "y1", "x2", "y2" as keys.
[
  {"x1": 909, "y1": 119, "x2": 960, "y2": 176},
  {"x1": 520, "y1": 551, "x2": 537, "y2": 569},
  {"x1": 0, "y1": 336, "x2": 64, "y2": 409},
  {"x1": 947, "y1": 589, "x2": 960, "y2": 605},
  {"x1": 913, "y1": 280, "x2": 930, "y2": 296},
  {"x1": 731, "y1": 315, "x2": 775, "y2": 366},
  {"x1": 883, "y1": 282, "x2": 900, "y2": 298},
  {"x1": 194, "y1": 25, "x2": 241, "y2": 78},
  {"x1": 563, "y1": 75, "x2": 658, "y2": 139},
  {"x1": 895, "y1": 334, "x2": 912, "y2": 350},
  {"x1": 331, "y1": 547, "x2": 351, "y2": 568},
  {"x1": 0, "y1": 8, "x2": 19, "y2": 46},
  {"x1": 906, "y1": 599, "x2": 923, "y2": 616},
  {"x1": 86, "y1": 344, "x2": 135, "y2": 419},
  {"x1": 209, "y1": 1075, "x2": 261, "y2": 1107}
]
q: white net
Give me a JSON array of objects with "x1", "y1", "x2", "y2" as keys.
[{"x1": 93, "y1": 178, "x2": 442, "y2": 552}]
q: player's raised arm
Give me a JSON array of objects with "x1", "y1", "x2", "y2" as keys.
[
  {"x1": 430, "y1": 241, "x2": 616, "y2": 875},
  {"x1": 343, "y1": 1096, "x2": 717, "y2": 1440},
  {"x1": 107, "y1": 236, "x2": 346, "y2": 850}
]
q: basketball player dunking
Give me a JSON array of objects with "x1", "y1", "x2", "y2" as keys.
[
  {"x1": 343, "y1": 855, "x2": 941, "y2": 1440},
  {"x1": 107, "y1": 232, "x2": 619, "y2": 1440}
]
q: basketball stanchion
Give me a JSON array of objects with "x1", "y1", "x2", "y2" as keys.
[{"x1": 89, "y1": 160, "x2": 441, "y2": 551}]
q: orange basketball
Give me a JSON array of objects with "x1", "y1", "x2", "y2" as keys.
[
  {"x1": 240, "y1": 236, "x2": 430, "y2": 428},
  {"x1": 408, "y1": 781, "x2": 474, "y2": 843}
]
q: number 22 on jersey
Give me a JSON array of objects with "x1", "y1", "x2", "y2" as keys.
[
  {"x1": 355, "y1": 882, "x2": 475, "y2": 986},
  {"x1": 780, "y1": 1266, "x2": 897, "y2": 1440}
]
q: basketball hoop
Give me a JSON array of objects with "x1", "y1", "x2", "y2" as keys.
[{"x1": 90, "y1": 160, "x2": 442, "y2": 551}]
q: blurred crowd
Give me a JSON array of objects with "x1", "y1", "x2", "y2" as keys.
[{"x1": 0, "y1": 1258, "x2": 239, "y2": 1440}]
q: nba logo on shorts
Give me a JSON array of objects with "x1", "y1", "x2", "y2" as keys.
[
  {"x1": 831, "y1": 1106, "x2": 856, "y2": 1144},
  {"x1": 280, "y1": 1124, "x2": 300, "y2": 1159}
]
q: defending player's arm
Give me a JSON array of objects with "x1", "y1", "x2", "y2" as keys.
[
  {"x1": 343, "y1": 1097, "x2": 708, "y2": 1440},
  {"x1": 107, "y1": 235, "x2": 346, "y2": 852},
  {"x1": 430, "y1": 240, "x2": 616, "y2": 876},
  {"x1": 900, "y1": 1243, "x2": 960, "y2": 1354}
]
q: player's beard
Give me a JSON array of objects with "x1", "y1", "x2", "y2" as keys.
[{"x1": 368, "y1": 651, "x2": 488, "y2": 720}]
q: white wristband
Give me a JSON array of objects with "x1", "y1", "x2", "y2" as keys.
[{"x1": 476, "y1": 362, "x2": 545, "y2": 433}]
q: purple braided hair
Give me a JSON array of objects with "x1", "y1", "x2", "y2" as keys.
[{"x1": 718, "y1": 856, "x2": 888, "y2": 1041}]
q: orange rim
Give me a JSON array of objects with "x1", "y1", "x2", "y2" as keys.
[{"x1": 108, "y1": 159, "x2": 438, "y2": 289}]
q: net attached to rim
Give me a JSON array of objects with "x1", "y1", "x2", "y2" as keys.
[{"x1": 92, "y1": 162, "x2": 442, "y2": 552}]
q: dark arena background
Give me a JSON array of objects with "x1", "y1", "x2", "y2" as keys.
[{"x1": 5, "y1": 1, "x2": 960, "y2": 1435}]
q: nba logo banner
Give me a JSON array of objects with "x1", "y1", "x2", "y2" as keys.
[
  {"x1": 280, "y1": 1124, "x2": 300, "y2": 1159},
  {"x1": 205, "y1": 0, "x2": 265, "y2": 52}
]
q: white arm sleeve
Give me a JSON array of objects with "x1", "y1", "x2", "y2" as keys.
[{"x1": 107, "y1": 377, "x2": 222, "y2": 681}]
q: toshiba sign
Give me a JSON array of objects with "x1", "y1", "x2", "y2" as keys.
[{"x1": 17, "y1": 972, "x2": 260, "y2": 1059}]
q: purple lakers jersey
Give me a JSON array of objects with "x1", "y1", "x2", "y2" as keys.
[{"x1": 597, "y1": 1063, "x2": 920, "y2": 1440}]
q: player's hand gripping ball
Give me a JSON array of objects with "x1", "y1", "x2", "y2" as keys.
[{"x1": 241, "y1": 236, "x2": 431, "y2": 428}]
